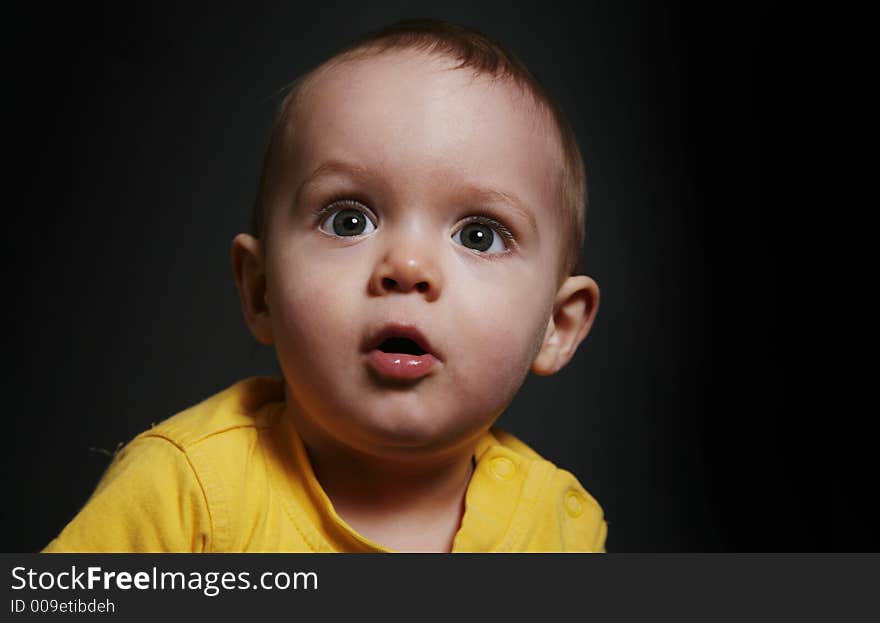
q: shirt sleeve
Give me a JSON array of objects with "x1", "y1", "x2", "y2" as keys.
[
  {"x1": 595, "y1": 515, "x2": 608, "y2": 553},
  {"x1": 42, "y1": 435, "x2": 212, "y2": 553}
]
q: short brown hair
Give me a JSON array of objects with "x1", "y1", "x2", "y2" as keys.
[{"x1": 252, "y1": 18, "x2": 587, "y2": 278}]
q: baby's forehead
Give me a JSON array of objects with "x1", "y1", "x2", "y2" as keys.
[
  {"x1": 282, "y1": 48, "x2": 564, "y2": 215},
  {"x1": 298, "y1": 47, "x2": 542, "y2": 114}
]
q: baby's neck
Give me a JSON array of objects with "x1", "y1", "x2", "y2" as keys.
[
  {"x1": 314, "y1": 450, "x2": 475, "y2": 552},
  {"x1": 291, "y1": 412, "x2": 478, "y2": 552}
]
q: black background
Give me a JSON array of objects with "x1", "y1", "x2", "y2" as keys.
[{"x1": 3, "y1": 1, "x2": 834, "y2": 552}]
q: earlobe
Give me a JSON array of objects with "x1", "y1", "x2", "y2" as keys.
[
  {"x1": 531, "y1": 318, "x2": 560, "y2": 376},
  {"x1": 531, "y1": 275, "x2": 600, "y2": 376},
  {"x1": 230, "y1": 233, "x2": 274, "y2": 345}
]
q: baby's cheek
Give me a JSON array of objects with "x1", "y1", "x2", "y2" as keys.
[
  {"x1": 272, "y1": 269, "x2": 356, "y2": 353},
  {"x1": 449, "y1": 307, "x2": 538, "y2": 410}
]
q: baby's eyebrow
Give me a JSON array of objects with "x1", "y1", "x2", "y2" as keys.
[
  {"x1": 294, "y1": 160, "x2": 375, "y2": 206},
  {"x1": 458, "y1": 185, "x2": 538, "y2": 236}
]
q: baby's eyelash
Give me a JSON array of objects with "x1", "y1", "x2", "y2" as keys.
[
  {"x1": 458, "y1": 215, "x2": 517, "y2": 246},
  {"x1": 312, "y1": 197, "x2": 370, "y2": 222}
]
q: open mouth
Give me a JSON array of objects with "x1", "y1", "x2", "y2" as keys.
[
  {"x1": 377, "y1": 337, "x2": 427, "y2": 356},
  {"x1": 363, "y1": 323, "x2": 440, "y2": 381},
  {"x1": 365, "y1": 323, "x2": 437, "y2": 359}
]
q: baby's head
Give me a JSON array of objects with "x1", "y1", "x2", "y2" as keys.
[{"x1": 232, "y1": 19, "x2": 599, "y2": 461}]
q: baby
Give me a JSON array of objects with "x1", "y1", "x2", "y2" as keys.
[{"x1": 44, "y1": 19, "x2": 607, "y2": 553}]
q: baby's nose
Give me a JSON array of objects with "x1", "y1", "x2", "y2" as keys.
[{"x1": 368, "y1": 236, "x2": 443, "y2": 302}]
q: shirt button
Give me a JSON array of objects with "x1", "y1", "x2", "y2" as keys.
[
  {"x1": 489, "y1": 456, "x2": 516, "y2": 480},
  {"x1": 565, "y1": 491, "x2": 584, "y2": 517}
]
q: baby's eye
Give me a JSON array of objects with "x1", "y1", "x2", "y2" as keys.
[
  {"x1": 452, "y1": 219, "x2": 512, "y2": 254},
  {"x1": 319, "y1": 201, "x2": 377, "y2": 237}
]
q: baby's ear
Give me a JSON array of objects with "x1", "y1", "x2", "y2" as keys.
[
  {"x1": 531, "y1": 275, "x2": 599, "y2": 376},
  {"x1": 231, "y1": 234, "x2": 274, "y2": 345}
]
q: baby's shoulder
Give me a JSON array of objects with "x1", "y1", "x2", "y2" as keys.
[
  {"x1": 125, "y1": 377, "x2": 285, "y2": 514},
  {"x1": 140, "y1": 376, "x2": 284, "y2": 450},
  {"x1": 490, "y1": 427, "x2": 601, "y2": 506},
  {"x1": 486, "y1": 427, "x2": 607, "y2": 552}
]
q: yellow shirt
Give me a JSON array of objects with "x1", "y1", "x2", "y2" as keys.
[{"x1": 44, "y1": 377, "x2": 607, "y2": 553}]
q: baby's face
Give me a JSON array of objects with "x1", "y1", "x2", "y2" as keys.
[{"x1": 260, "y1": 50, "x2": 569, "y2": 457}]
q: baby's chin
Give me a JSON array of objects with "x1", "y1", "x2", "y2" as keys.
[
  {"x1": 284, "y1": 362, "x2": 511, "y2": 459},
  {"x1": 329, "y1": 402, "x2": 493, "y2": 459}
]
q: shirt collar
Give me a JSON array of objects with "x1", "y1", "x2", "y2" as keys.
[{"x1": 268, "y1": 400, "x2": 530, "y2": 552}]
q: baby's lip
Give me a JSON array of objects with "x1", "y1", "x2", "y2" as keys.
[{"x1": 363, "y1": 322, "x2": 442, "y2": 362}]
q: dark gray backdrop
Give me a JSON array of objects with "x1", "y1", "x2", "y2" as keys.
[{"x1": 5, "y1": 1, "x2": 822, "y2": 551}]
